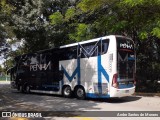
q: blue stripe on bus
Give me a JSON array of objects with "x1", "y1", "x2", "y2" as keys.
[
  {"x1": 86, "y1": 93, "x2": 110, "y2": 98},
  {"x1": 61, "y1": 65, "x2": 78, "y2": 82},
  {"x1": 61, "y1": 58, "x2": 81, "y2": 85},
  {"x1": 128, "y1": 57, "x2": 135, "y2": 60},
  {"x1": 98, "y1": 55, "x2": 109, "y2": 94}
]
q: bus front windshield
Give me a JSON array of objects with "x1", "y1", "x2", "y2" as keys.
[{"x1": 117, "y1": 37, "x2": 135, "y2": 81}]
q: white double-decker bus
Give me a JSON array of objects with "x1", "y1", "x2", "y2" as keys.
[{"x1": 9, "y1": 35, "x2": 136, "y2": 99}]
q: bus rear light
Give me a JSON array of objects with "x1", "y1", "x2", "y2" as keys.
[{"x1": 112, "y1": 73, "x2": 118, "y2": 88}]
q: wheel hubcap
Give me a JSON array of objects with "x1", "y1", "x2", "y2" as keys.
[
  {"x1": 26, "y1": 86, "x2": 29, "y2": 92},
  {"x1": 64, "y1": 87, "x2": 70, "y2": 95},
  {"x1": 77, "y1": 89, "x2": 84, "y2": 97}
]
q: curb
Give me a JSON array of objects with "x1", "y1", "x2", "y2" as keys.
[{"x1": 133, "y1": 92, "x2": 160, "y2": 97}]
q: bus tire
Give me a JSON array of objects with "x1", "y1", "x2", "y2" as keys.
[
  {"x1": 19, "y1": 85, "x2": 24, "y2": 93},
  {"x1": 62, "y1": 86, "x2": 72, "y2": 98},
  {"x1": 75, "y1": 86, "x2": 85, "y2": 100}
]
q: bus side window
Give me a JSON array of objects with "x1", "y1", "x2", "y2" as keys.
[
  {"x1": 61, "y1": 47, "x2": 77, "y2": 60},
  {"x1": 102, "y1": 43, "x2": 108, "y2": 54},
  {"x1": 79, "y1": 42, "x2": 98, "y2": 58},
  {"x1": 70, "y1": 47, "x2": 77, "y2": 59},
  {"x1": 102, "y1": 40, "x2": 109, "y2": 55}
]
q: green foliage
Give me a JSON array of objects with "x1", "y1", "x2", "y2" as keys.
[
  {"x1": 77, "y1": 0, "x2": 101, "y2": 12},
  {"x1": 152, "y1": 27, "x2": 160, "y2": 38},
  {"x1": 139, "y1": 31, "x2": 148, "y2": 40},
  {"x1": 77, "y1": 0, "x2": 111, "y2": 13},
  {"x1": 10, "y1": 0, "x2": 54, "y2": 52},
  {"x1": 69, "y1": 23, "x2": 93, "y2": 41},
  {"x1": 151, "y1": 20, "x2": 160, "y2": 38},
  {"x1": 121, "y1": 0, "x2": 144, "y2": 7},
  {"x1": 49, "y1": 11, "x2": 63, "y2": 25},
  {"x1": 121, "y1": 0, "x2": 160, "y2": 7},
  {"x1": 65, "y1": 8, "x2": 76, "y2": 21},
  {"x1": 111, "y1": 20, "x2": 128, "y2": 33},
  {"x1": 0, "y1": 0, "x2": 13, "y2": 14}
]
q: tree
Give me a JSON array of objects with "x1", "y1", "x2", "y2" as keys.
[
  {"x1": 0, "y1": 0, "x2": 14, "y2": 54},
  {"x1": 8, "y1": 0, "x2": 49, "y2": 52},
  {"x1": 49, "y1": 0, "x2": 160, "y2": 84},
  {"x1": 8, "y1": 0, "x2": 79, "y2": 53},
  {"x1": 0, "y1": 0, "x2": 15, "y2": 68}
]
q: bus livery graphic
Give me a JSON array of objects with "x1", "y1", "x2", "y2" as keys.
[
  {"x1": 61, "y1": 58, "x2": 81, "y2": 85},
  {"x1": 98, "y1": 55, "x2": 109, "y2": 94}
]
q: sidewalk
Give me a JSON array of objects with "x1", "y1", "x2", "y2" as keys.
[{"x1": 0, "y1": 81, "x2": 10, "y2": 84}]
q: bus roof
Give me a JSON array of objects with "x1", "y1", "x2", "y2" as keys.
[
  {"x1": 60, "y1": 35, "x2": 111, "y2": 48},
  {"x1": 14, "y1": 35, "x2": 132, "y2": 60},
  {"x1": 60, "y1": 35, "x2": 131, "y2": 48}
]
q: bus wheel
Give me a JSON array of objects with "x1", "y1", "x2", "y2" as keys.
[
  {"x1": 75, "y1": 87, "x2": 85, "y2": 100},
  {"x1": 19, "y1": 85, "x2": 24, "y2": 93},
  {"x1": 62, "y1": 86, "x2": 72, "y2": 98}
]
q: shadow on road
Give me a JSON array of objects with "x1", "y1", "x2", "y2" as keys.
[
  {"x1": 13, "y1": 91, "x2": 142, "y2": 104},
  {"x1": 12, "y1": 90, "x2": 142, "y2": 103},
  {"x1": 86, "y1": 96, "x2": 142, "y2": 103},
  {"x1": 1, "y1": 84, "x2": 142, "y2": 114}
]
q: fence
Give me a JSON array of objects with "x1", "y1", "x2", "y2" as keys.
[{"x1": 0, "y1": 76, "x2": 10, "y2": 81}]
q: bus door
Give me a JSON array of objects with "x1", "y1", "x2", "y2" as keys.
[{"x1": 40, "y1": 51, "x2": 63, "y2": 92}]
